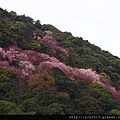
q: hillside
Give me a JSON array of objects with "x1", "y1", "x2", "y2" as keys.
[{"x1": 0, "y1": 7, "x2": 120, "y2": 115}]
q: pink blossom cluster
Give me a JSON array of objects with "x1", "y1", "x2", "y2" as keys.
[
  {"x1": 0, "y1": 46, "x2": 35, "y2": 76},
  {"x1": 97, "y1": 80, "x2": 120, "y2": 99},
  {"x1": 0, "y1": 46, "x2": 120, "y2": 100},
  {"x1": 33, "y1": 31, "x2": 68, "y2": 56},
  {"x1": 0, "y1": 60, "x2": 9, "y2": 69},
  {"x1": 38, "y1": 61, "x2": 101, "y2": 82},
  {"x1": 0, "y1": 47, "x2": 6, "y2": 58},
  {"x1": 38, "y1": 61, "x2": 120, "y2": 100}
]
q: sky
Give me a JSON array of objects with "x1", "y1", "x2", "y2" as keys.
[{"x1": 1, "y1": 0, "x2": 120, "y2": 57}]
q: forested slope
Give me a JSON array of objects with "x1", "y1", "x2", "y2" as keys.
[{"x1": 0, "y1": 7, "x2": 120, "y2": 115}]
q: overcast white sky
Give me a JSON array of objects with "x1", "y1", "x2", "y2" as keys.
[{"x1": 1, "y1": 0, "x2": 120, "y2": 57}]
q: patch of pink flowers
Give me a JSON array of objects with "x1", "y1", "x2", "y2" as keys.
[
  {"x1": 33, "y1": 31, "x2": 68, "y2": 56},
  {"x1": 0, "y1": 46, "x2": 120, "y2": 100}
]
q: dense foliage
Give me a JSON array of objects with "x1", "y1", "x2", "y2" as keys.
[{"x1": 0, "y1": 7, "x2": 120, "y2": 115}]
